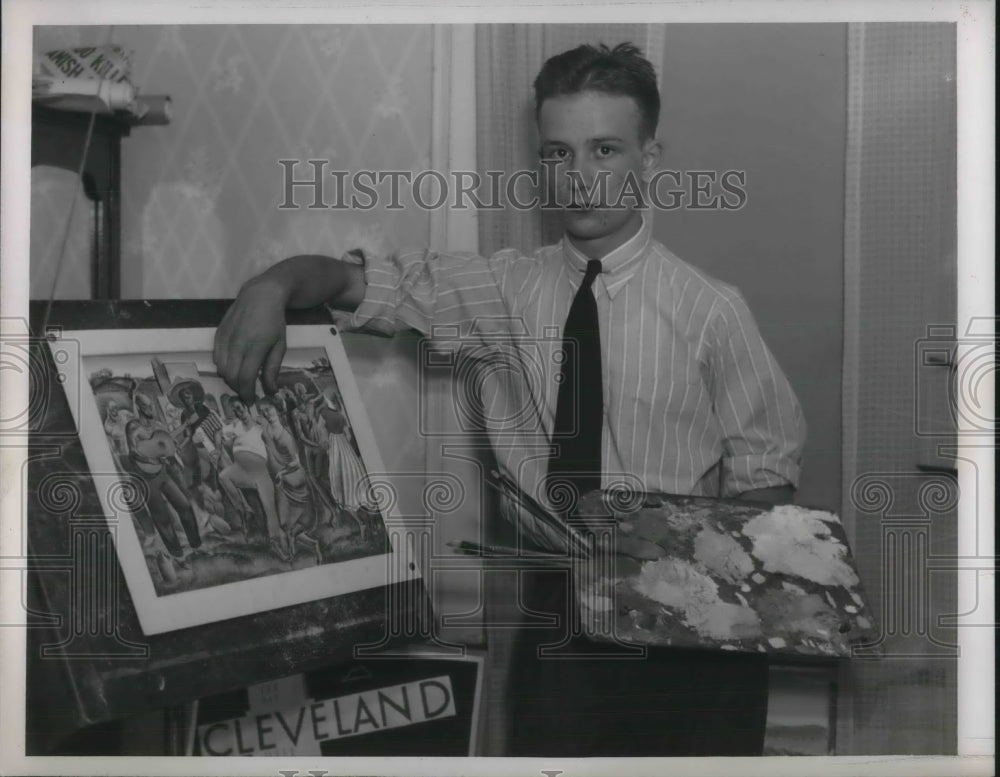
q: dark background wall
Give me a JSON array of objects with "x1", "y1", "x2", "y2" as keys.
[
  {"x1": 527, "y1": 23, "x2": 847, "y2": 511},
  {"x1": 654, "y1": 23, "x2": 847, "y2": 513}
]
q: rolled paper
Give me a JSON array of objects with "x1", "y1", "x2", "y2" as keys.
[
  {"x1": 33, "y1": 75, "x2": 135, "y2": 113},
  {"x1": 36, "y1": 44, "x2": 133, "y2": 84},
  {"x1": 132, "y1": 95, "x2": 172, "y2": 125},
  {"x1": 33, "y1": 76, "x2": 172, "y2": 126},
  {"x1": 33, "y1": 45, "x2": 150, "y2": 119}
]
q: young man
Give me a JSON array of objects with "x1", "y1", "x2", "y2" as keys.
[{"x1": 215, "y1": 43, "x2": 805, "y2": 756}]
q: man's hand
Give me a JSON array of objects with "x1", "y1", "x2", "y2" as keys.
[
  {"x1": 213, "y1": 255, "x2": 366, "y2": 403},
  {"x1": 214, "y1": 275, "x2": 290, "y2": 403}
]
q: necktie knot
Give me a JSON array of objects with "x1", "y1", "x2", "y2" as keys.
[{"x1": 581, "y1": 259, "x2": 602, "y2": 291}]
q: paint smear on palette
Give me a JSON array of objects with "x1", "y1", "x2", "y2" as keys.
[
  {"x1": 693, "y1": 527, "x2": 755, "y2": 584},
  {"x1": 685, "y1": 599, "x2": 762, "y2": 640},
  {"x1": 632, "y1": 557, "x2": 761, "y2": 640},
  {"x1": 632, "y1": 557, "x2": 717, "y2": 609},
  {"x1": 578, "y1": 582, "x2": 615, "y2": 614},
  {"x1": 756, "y1": 589, "x2": 843, "y2": 638},
  {"x1": 742, "y1": 506, "x2": 859, "y2": 589}
]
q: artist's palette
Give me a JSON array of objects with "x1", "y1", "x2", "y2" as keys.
[{"x1": 572, "y1": 492, "x2": 879, "y2": 658}]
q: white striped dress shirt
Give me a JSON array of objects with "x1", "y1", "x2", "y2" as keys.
[{"x1": 341, "y1": 214, "x2": 806, "y2": 550}]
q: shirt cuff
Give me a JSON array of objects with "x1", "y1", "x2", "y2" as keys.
[
  {"x1": 720, "y1": 454, "x2": 802, "y2": 499},
  {"x1": 328, "y1": 248, "x2": 406, "y2": 336}
]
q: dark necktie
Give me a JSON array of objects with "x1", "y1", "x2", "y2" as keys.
[{"x1": 547, "y1": 259, "x2": 603, "y2": 509}]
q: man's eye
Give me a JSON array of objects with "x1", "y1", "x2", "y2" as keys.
[
  {"x1": 542, "y1": 148, "x2": 569, "y2": 160},
  {"x1": 596, "y1": 145, "x2": 616, "y2": 158}
]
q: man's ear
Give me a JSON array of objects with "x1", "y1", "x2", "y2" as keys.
[{"x1": 640, "y1": 137, "x2": 662, "y2": 182}]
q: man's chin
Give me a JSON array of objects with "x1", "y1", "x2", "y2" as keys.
[
  {"x1": 564, "y1": 206, "x2": 631, "y2": 239},
  {"x1": 561, "y1": 206, "x2": 604, "y2": 228}
]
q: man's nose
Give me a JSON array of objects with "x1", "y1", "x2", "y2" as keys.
[{"x1": 565, "y1": 164, "x2": 599, "y2": 198}]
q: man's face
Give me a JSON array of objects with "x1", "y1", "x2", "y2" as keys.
[
  {"x1": 135, "y1": 393, "x2": 155, "y2": 419},
  {"x1": 232, "y1": 400, "x2": 249, "y2": 422},
  {"x1": 538, "y1": 91, "x2": 660, "y2": 253},
  {"x1": 180, "y1": 388, "x2": 194, "y2": 409}
]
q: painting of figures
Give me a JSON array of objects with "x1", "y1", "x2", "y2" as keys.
[{"x1": 51, "y1": 326, "x2": 413, "y2": 634}]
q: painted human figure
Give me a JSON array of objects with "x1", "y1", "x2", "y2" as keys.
[
  {"x1": 275, "y1": 386, "x2": 297, "y2": 423},
  {"x1": 176, "y1": 384, "x2": 223, "y2": 495},
  {"x1": 319, "y1": 394, "x2": 366, "y2": 513},
  {"x1": 216, "y1": 397, "x2": 284, "y2": 556},
  {"x1": 291, "y1": 383, "x2": 327, "y2": 481},
  {"x1": 103, "y1": 399, "x2": 135, "y2": 459},
  {"x1": 124, "y1": 392, "x2": 202, "y2": 558},
  {"x1": 259, "y1": 397, "x2": 318, "y2": 560},
  {"x1": 212, "y1": 394, "x2": 236, "y2": 469}
]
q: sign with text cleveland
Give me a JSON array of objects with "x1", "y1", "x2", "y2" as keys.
[{"x1": 194, "y1": 655, "x2": 482, "y2": 757}]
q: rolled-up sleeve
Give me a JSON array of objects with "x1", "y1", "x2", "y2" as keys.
[
  {"x1": 335, "y1": 247, "x2": 518, "y2": 338},
  {"x1": 707, "y1": 289, "x2": 807, "y2": 497}
]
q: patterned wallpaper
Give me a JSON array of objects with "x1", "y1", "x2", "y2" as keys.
[
  {"x1": 33, "y1": 25, "x2": 434, "y2": 298},
  {"x1": 30, "y1": 24, "x2": 483, "y2": 643}
]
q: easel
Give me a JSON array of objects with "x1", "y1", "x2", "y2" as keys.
[{"x1": 25, "y1": 300, "x2": 431, "y2": 755}]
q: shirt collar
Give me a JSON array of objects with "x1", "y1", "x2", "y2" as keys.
[{"x1": 561, "y1": 211, "x2": 653, "y2": 299}]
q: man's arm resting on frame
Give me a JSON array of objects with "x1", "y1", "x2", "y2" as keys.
[{"x1": 213, "y1": 255, "x2": 365, "y2": 403}]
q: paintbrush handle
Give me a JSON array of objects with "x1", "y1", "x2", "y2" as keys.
[
  {"x1": 488, "y1": 470, "x2": 593, "y2": 558},
  {"x1": 447, "y1": 540, "x2": 564, "y2": 558}
]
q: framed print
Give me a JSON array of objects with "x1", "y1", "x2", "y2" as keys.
[{"x1": 47, "y1": 324, "x2": 418, "y2": 635}]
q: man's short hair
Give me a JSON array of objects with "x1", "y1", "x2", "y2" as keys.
[{"x1": 533, "y1": 42, "x2": 660, "y2": 140}]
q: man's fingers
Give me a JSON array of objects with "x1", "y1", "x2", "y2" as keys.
[
  {"x1": 212, "y1": 307, "x2": 233, "y2": 374},
  {"x1": 214, "y1": 309, "x2": 246, "y2": 390},
  {"x1": 214, "y1": 283, "x2": 288, "y2": 398},
  {"x1": 212, "y1": 308, "x2": 233, "y2": 378},
  {"x1": 235, "y1": 340, "x2": 270, "y2": 403},
  {"x1": 261, "y1": 336, "x2": 287, "y2": 396}
]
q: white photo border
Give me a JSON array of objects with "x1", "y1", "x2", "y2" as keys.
[{"x1": 1, "y1": 2, "x2": 992, "y2": 776}]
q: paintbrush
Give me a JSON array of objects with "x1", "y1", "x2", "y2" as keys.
[
  {"x1": 485, "y1": 469, "x2": 593, "y2": 558},
  {"x1": 446, "y1": 540, "x2": 566, "y2": 558}
]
